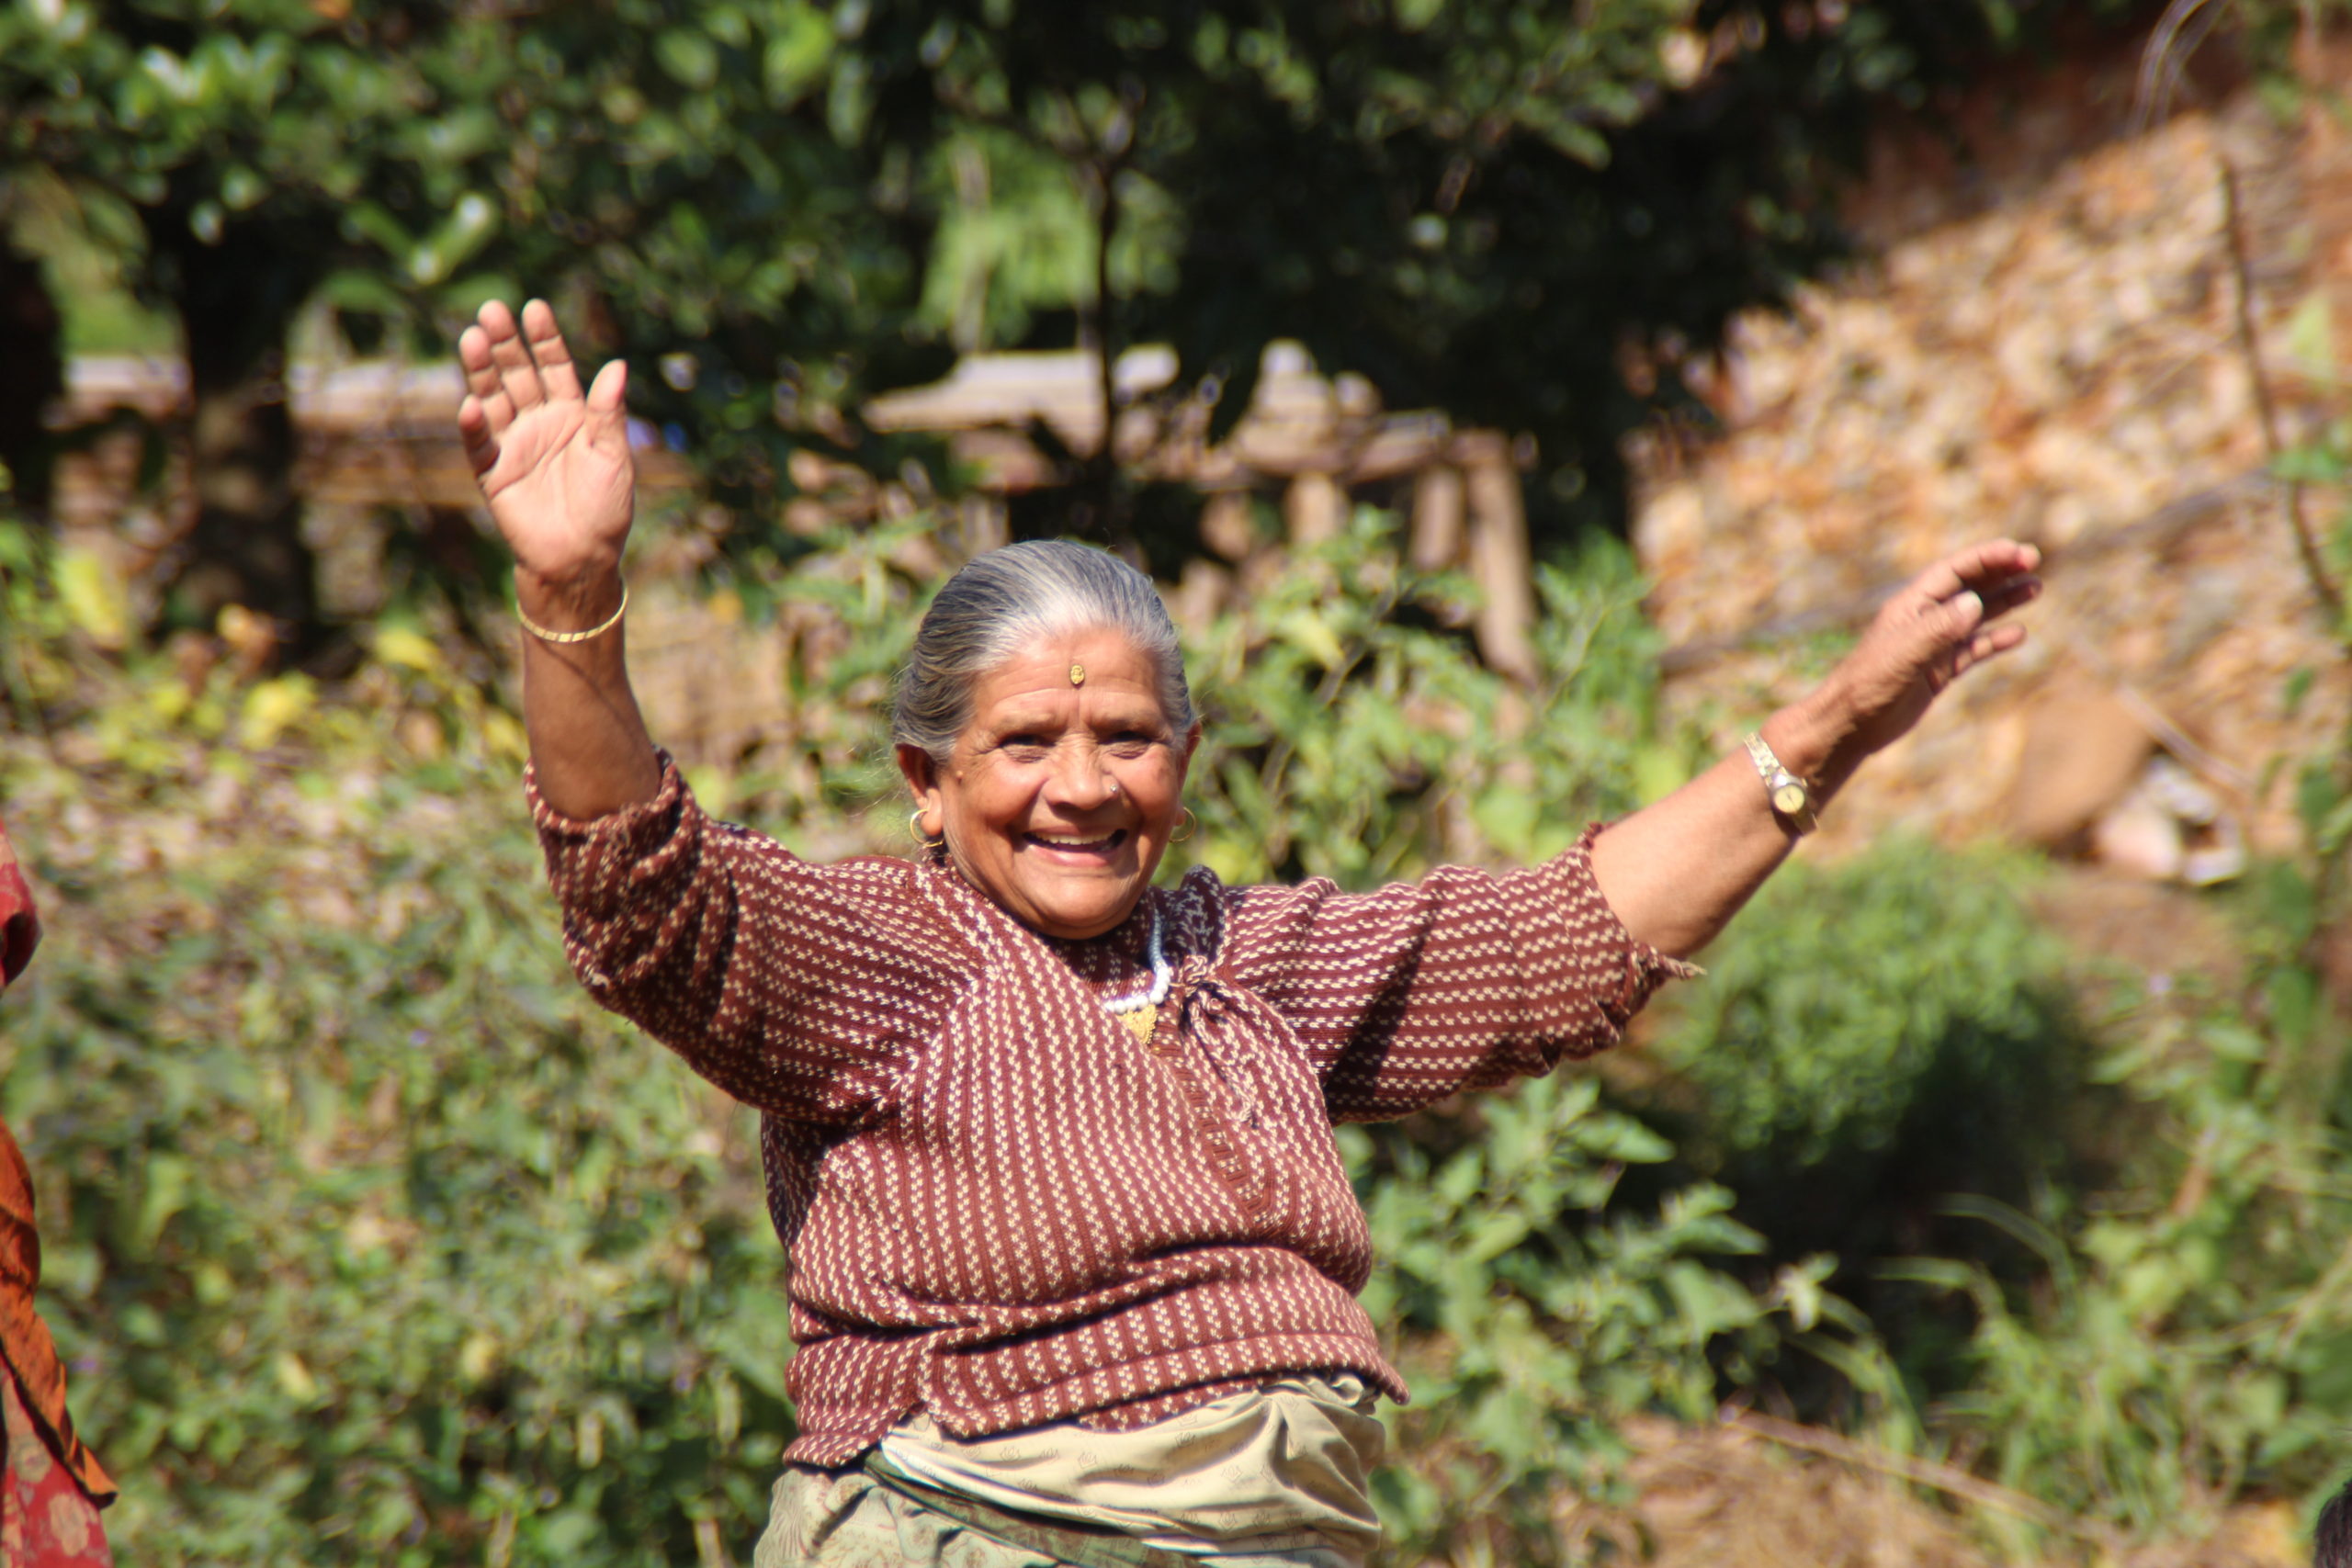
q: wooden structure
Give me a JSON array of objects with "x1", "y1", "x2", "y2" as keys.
[{"x1": 51, "y1": 339, "x2": 1541, "y2": 678}]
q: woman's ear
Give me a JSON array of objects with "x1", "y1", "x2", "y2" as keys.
[
  {"x1": 895, "y1": 743, "x2": 942, "y2": 829},
  {"x1": 1179, "y1": 720, "x2": 1204, "y2": 777}
]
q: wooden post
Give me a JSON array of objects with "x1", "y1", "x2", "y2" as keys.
[
  {"x1": 1200, "y1": 490, "x2": 1257, "y2": 561},
  {"x1": 1460, "y1": 434, "x2": 1537, "y2": 682},
  {"x1": 1409, "y1": 465, "x2": 1466, "y2": 570},
  {"x1": 1284, "y1": 471, "x2": 1346, "y2": 547}
]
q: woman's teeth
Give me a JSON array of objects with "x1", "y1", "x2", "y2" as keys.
[{"x1": 1028, "y1": 829, "x2": 1125, "y2": 852}]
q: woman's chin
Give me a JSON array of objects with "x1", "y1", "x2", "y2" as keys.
[{"x1": 1012, "y1": 879, "x2": 1148, "y2": 941}]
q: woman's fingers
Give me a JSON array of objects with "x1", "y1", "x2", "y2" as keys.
[
  {"x1": 584, "y1": 358, "x2": 630, "y2": 453},
  {"x1": 1973, "y1": 579, "x2": 2041, "y2": 633},
  {"x1": 457, "y1": 321, "x2": 514, "y2": 434},
  {"x1": 481, "y1": 299, "x2": 548, "y2": 413},
  {"x1": 1952, "y1": 621, "x2": 2029, "y2": 680},
  {"x1": 457, "y1": 393, "x2": 500, "y2": 478},
  {"x1": 521, "y1": 299, "x2": 585, "y2": 404},
  {"x1": 1899, "y1": 542, "x2": 2041, "y2": 670},
  {"x1": 1907, "y1": 540, "x2": 2041, "y2": 611}
]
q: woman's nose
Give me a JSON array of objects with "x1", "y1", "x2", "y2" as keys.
[{"x1": 1044, "y1": 741, "x2": 1117, "y2": 808}]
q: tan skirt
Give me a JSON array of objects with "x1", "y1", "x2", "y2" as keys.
[{"x1": 752, "y1": 1377, "x2": 1382, "y2": 1568}]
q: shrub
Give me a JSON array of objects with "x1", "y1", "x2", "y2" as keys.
[{"x1": 1645, "y1": 837, "x2": 2077, "y2": 1269}]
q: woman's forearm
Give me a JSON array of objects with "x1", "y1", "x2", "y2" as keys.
[
  {"x1": 455, "y1": 298, "x2": 659, "y2": 819},
  {"x1": 516, "y1": 565, "x2": 662, "y2": 822},
  {"x1": 1586, "y1": 690, "x2": 1857, "y2": 959}
]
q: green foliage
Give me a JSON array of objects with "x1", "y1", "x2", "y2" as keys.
[
  {"x1": 1177, "y1": 510, "x2": 1667, "y2": 891},
  {"x1": 1626, "y1": 833, "x2": 2086, "y2": 1468},
  {"x1": 3, "y1": 526, "x2": 793, "y2": 1564},
  {"x1": 1880, "y1": 952, "x2": 2352, "y2": 1551},
  {"x1": 1654, "y1": 838, "x2": 2070, "y2": 1183},
  {"x1": 1346, "y1": 1074, "x2": 1840, "y2": 1562}
]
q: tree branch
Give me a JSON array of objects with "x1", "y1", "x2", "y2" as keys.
[{"x1": 2219, "y1": 159, "x2": 2341, "y2": 621}]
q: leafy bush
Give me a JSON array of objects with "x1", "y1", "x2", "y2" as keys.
[
  {"x1": 1180, "y1": 509, "x2": 1669, "y2": 892},
  {"x1": 1645, "y1": 837, "x2": 2077, "y2": 1267},
  {"x1": 1346, "y1": 1075, "x2": 1840, "y2": 1562},
  {"x1": 1882, "y1": 953, "x2": 2352, "y2": 1554},
  {"x1": 0, "y1": 615, "x2": 797, "y2": 1563}
]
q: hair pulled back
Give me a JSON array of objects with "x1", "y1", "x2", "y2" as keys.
[{"x1": 892, "y1": 540, "x2": 1197, "y2": 764}]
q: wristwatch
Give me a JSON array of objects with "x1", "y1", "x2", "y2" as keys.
[{"x1": 1743, "y1": 732, "x2": 1818, "y2": 835}]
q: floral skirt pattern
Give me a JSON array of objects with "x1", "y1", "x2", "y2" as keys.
[{"x1": 0, "y1": 1379, "x2": 107, "y2": 1568}]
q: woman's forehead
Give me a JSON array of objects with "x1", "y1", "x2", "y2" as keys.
[{"x1": 968, "y1": 632, "x2": 1165, "y2": 720}]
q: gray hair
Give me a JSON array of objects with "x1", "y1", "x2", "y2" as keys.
[{"x1": 892, "y1": 540, "x2": 1197, "y2": 763}]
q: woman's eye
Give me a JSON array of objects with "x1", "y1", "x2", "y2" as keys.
[{"x1": 1107, "y1": 736, "x2": 1153, "y2": 758}]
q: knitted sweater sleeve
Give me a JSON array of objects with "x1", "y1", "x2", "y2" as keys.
[
  {"x1": 1215, "y1": 826, "x2": 1700, "y2": 1122},
  {"x1": 529, "y1": 756, "x2": 968, "y2": 1125}
]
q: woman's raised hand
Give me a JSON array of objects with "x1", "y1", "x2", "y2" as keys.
[
  {"x1": 457, "y1": 299, "x2": 635, "y2": 590},
  {"x1": 1813, "y1": 538, "x2": 2043, "y2": 773},
  {"x1": 1589, "y1": 538, "x2": 2043, "y2": 956}
]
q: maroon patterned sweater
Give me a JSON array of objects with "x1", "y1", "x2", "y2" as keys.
[{"x1": 532, "y1": 759, "x2": 1694, "y2": 1465}]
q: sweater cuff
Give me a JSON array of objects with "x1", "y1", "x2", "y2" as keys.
[
  {"x1": 1567, "y1": 822, "x2": 1704, "y2": 1036},
  {"x1": 526, "y1": 750, "x2": 698, "y2": 927}
]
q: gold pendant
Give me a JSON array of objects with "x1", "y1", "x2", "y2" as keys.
[{"x1": 1117, "y1": 1003, "x2": 1157, "y2": 1042}]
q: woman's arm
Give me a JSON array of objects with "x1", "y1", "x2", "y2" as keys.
[
  {"x1": 1589, "y1": 539, "x2": 2041, "y2": 958},
  {"x1": 457, "y1": 299, "x2": 661, "y2": 819}
]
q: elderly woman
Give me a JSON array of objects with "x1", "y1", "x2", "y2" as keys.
[{"x1": 456, "y1": 299, "x2": 2039, "y2": 1568}]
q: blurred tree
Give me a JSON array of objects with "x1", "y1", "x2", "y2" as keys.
[
  {"x1": 476, "y1": 0, "x2": 2097, "y2": 553},
  {"x1": 838, "y1": 0, "x2": 2151, "y2": 546},
  {"x1": 0, "y1": 0, "x2": 944, "y2": 649},
  {"x1": 0, "y1": 0, "x2": 2143, "y2": 646},
  {"x1": 0, "y1": 3, "x2": 450, "y2": 647},
  {"x1": 0, "y1": 235, "x2": 62, "y2": 518}
]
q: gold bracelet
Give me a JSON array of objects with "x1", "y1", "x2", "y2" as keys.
[{"x1": 518, "y1": 581, "x2": 628, "y2": 645}]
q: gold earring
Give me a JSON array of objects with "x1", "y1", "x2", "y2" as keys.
[
  {"x1": 909, "y1": 807, "x2": 935, "y2": 842},
  {"x1": 1170, "y1": 807, "x2": 1195, "y2": 843}
]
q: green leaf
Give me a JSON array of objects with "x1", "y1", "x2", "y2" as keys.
[
  {"x1": 654, "y1": 27, "x2": 720, "y2": 89},
  {"x1": 409, "y1": 191, "x2": 498, "y2": 286},
  {"x1": 763, "y1": 5, "x2": 834, "y2": 102}
]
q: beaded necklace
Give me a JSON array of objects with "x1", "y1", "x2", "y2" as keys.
[
  {"x1": 955, "y1": 875, "x2": 1173, "y2": 1043},
  {"x1": 1100, "y1": 906, "x2": 1172, "y2": 1041}
]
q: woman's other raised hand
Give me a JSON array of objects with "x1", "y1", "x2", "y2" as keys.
[
  {"x1": 1588, "y1": 537, "x2": 2042, "y2": 958},
  {"x1": 1803, "y1": 538, "x2": 2043, "y2": 781},
  {"x1": 458, "y1": 298, "x2": 660, "y2": 819},
  {"x1": 456, "y1": 299, "x2": 635, "y2": 592}
]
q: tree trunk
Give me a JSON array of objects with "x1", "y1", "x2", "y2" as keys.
[
  {"x1": 142, "y1": 206, "x2": 328, "y2": 650},
  {"x1": 1072, "y1": 152, "x2": 1131, "y2": 549},
  {"x1": 0, "y1": 238, "x2": 63, "y2": 519}
]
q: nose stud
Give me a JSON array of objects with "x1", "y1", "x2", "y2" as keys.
[{"x1": 1107, "y1": 779, "x2": 1119, "y2": 796}]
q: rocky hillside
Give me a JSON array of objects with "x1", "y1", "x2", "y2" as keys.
[{"x1": 1632, "y1": 26, "x2": 2352, "y2": 884}]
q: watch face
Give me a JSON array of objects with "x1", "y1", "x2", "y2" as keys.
[{"x1": 1772, "y1": 782, "x2": 1810, "y2": 816}]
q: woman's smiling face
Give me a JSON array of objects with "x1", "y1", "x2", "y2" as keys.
[{"x1": 898, "y1": 627, "x2": 1197, "y2": 941}]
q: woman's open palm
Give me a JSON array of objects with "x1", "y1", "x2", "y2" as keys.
[{"x1": 457, "y1": 299, "x2": 636, "y2": 584}]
